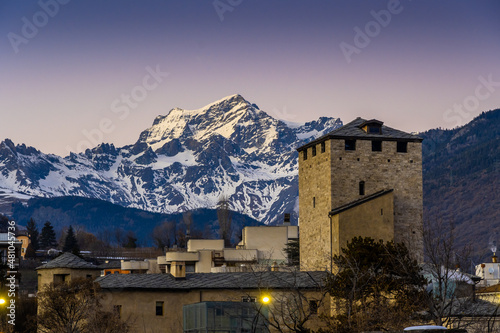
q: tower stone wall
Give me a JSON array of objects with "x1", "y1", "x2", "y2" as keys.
[{"x1": 298, "y1": 118, "x2": 423, "y2": 271}]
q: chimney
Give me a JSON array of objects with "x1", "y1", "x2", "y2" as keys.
[
  {"x1": 171, "y1": 261, "x2": 186, "y2": 279},
  {"x1": 493, "y1": 255, "x2": 498, "y2": 263},
  {"x1": 283, "y1": 213, "x2": 291, "y2": 226}
]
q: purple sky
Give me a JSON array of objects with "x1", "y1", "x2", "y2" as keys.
[{"x1": 1, "y1": 0, "x2": 499, "y2": 156}]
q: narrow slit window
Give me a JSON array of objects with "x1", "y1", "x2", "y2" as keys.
[
  {"x1": 312, "y1": 145, "x2": 316, "y2": 157},
  {"x1": 359, "y1": 181, "x2": 365, "y2": 195},
  {"x1": 156, "y1": 301, "x2": 164, "y2": 316},
  {"x1": 309, "y1": 300, "x2": 319, "y2": 315},
  {"x1": 321, "y1": 142, "x2": 326, "y2": 153},
  {"x1": 114, "y1": 305, "x2": 122, "y2": 319},
  {"x1": 303, "y1": 149, "x2": 308, "y2": 160},
  {"x1": 313, "y1": 197, "x2": 316, "y2": 208}
]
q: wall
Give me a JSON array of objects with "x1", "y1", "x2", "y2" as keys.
[
  {"x1": 299, "y1": 137, "x2": 423, "y2": 271},
  {"x1": 336, "y1": 191, "x2": 394, "y2": 257},
  {"x1": 299, "y1": 139, "x2": 333, "y2": 271},
  {"x1": 100, "y1": 288, "x2": 327, "y2": 333},
  {"x1": 37, "y1": 267, "x2": 101, "y2": 290}
]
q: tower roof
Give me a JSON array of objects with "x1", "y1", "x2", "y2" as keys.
[
  {"x1": 297, "y1": 117, "x2": 422, "y2": 151},
  {"x1": 36, "y1": 252, "x2": 98, "y2": 270}
]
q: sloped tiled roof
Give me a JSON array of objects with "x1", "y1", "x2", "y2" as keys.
[
  {"x1": 96, "y1": 271, "x2": 326, "y2": 290},
  {"x1": 298, "y1": 117, "x2": 423, "y2": 151},
  {"x1": 329, "y1": 189, "x2": 393, "y2": 216},
  {"x1": 36, "y1": 252, "x2": 99, "y2": 270}
]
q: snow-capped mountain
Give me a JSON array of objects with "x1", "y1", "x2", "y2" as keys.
[{"x1": 0, "y1": 94, "x2": 342, "y2": 224}]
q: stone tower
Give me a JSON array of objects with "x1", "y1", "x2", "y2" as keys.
[{"x1": 297, "y1": 118, "x2": 423, "y2": 271}]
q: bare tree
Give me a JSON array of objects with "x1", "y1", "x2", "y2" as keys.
[
  {"x1": 37, "y1": 278, "x2": 130, "y2": 333},
  {"x1": 423, "y1": 218, "x2": 475, "y2": 328},
  {"x1": 152, "y1": 221, "x2": 177, "y2": 249},
  {"x1": 217, "y1": 195, "x2": 233, "y2": 247}
]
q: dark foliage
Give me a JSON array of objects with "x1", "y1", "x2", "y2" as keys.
[
  {"x1": 63, "y1": 225, "x2": 80, "y2": 255},
  {"x1": 11, "y1": 196, "x2": 262, "y2": 247},
  {"x1": 26, "y1": 218, "x2": 39, "y2": 251},
  {"x1": 40, "y1": 221, "x2": 57, "y2": 249},
  {"x1": 420, "y1": 109, "x2": 500, "y2": 262},
  {"x1": 284, "y1": 238, "x2": 300, "y2": 266},
  {"x1": 326, "y1": 237, "x2": 427, "y2": 332}
]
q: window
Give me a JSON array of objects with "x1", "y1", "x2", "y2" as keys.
[
  {"x1": 303, "y1": 149, "x2": 308, "y2": 160},
  {"x1": 321, "y1": 141, "x2": 326, "y2": 153},
  {"x1": 345, "y1": 139, "x2": 356, "y2": 151},
  {"x1": 312, "y1": 145, "x2": 316, "y2": 157},
  {"x1": 397, "y1": 141, "x2": 407, "y2": 153},
  {"x1": 372, "y1": 140, "x2": 382, "y2": 152},
  {"x1": 86, "y1": 274, "x2": 92, "y2": 279},
  {"x1": 309, "y1": 301, "x2": 318, "y2": 315},
  {"x1": 368, "y1": 126, "x2": 381, "y2": 134},
  {"x1": 113, "y1": 305, "x2": 122, "y2": 319},
  {"x1": 156, "y1": 301, "x2": 164, "y2": 316},
  {"x1": 313, "y1": 197, "x2": 316, "y2": 208},
  {"x1": 242, "y1": 296, "x2": 256, "y2": 302},
  {"x1": 359, "y1": 181, "x2": 365, "y2": 195}
]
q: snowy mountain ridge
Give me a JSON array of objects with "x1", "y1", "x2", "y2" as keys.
[{"x1": 0, "y1": 94, "x2": 342, "y2": 224}]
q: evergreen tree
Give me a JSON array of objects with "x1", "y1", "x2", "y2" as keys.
[
  {"x1": 0, "y1": 214, "x2": 9, "y2": 233},
  {"x1": 40, "y1": 221, "x2": 57, "y2": 249},
  {"x1": 123, "y1": 231, "x2": 137, "y2": 249},
  {"x1": 26, "y1": 218, "x2": 40, "y2": 251},
  {"x1": 63, "y1": 225, "x2": 80, "y2": 255},
  {"x1": 284, "y1": 238, "x2": 300, "y2": 266},
  {"x1": 24, "y1": 243, "x2": 37, "y2": 259}
]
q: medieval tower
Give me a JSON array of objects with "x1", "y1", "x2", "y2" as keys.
[{"x1": 297, "y1": 118, "x2": 423, "y2": 271}]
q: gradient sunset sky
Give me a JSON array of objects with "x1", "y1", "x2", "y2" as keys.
[{"x1": 1, "y1": 1, "x2": 499, "y2": 156}]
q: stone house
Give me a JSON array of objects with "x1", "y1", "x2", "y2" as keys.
[
  {"x1": 96, "y1": 269, "x2": 328, "y2": 333},
  {"x1": 36, "y1": 252, "x2": 101, "y2": 289}
]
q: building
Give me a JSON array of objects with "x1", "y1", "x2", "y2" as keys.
[
  {"x1": 96, "y1": 269, "x2": 327, "y2": 333},
  {"x1": 0, "y1": 233, "x2": 23, "y2": 267},
  {"x1": 160, "y1": 225, "x2": 298, "y2": 274},
  {"x1": 297, "y1": 118, "x2": 423, "y2": 271},
  {"x1": 475, "y1": 254, "x2": 500, "y2": 287},
  {"x1": 36, "y1": 252, "x2": 101, "y2": 289}
]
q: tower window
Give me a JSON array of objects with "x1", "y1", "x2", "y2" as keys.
[
  {"x1": 345, "y1": 140, "x2": 356, "y2": 151},
  {"x1": 303, "y1": 149, "x2": 308, "y2": 160},
  {"x1": 397, "y1": 141, "x2": 408, "y2": 153},
  {"x1": 309, "y1": 300, "x2": 319, "y2": 315},
  {"x1": 372, "y1": 141, "x2": 382, "y2": 152},
  {"x1": 113, "y1": 305, "x2": 122, "y2": 319},
  {"x1": 321, "y1": 141, "x2": 325, "y2": 153},
  {"x1": 313, "y1": 197, "x2": 316, "y2": 208},
  {"x1": 359, "y1": 181, "x2": 365, "y2": 195},
  {"x1": 312, "y1": 145, "x2": 316, "y2": 157},
  {"x1": 156, "y1": 301, "x2": 164, "y2": 316}
]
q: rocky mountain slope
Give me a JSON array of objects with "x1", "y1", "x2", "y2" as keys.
[
  {"x1": 0, "y1": 94, "x2": 342, "y2": 225},
  {"x1": 421, "y1": 109, "x2": 499, "y2": 261}
]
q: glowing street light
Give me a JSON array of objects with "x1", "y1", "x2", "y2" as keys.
[
  {"x1": 261, "y1": 296, "x2": 270, "y2": 304},
  {"x1": 0, "y1": 299, "x2": 5, "y2": 305}
]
